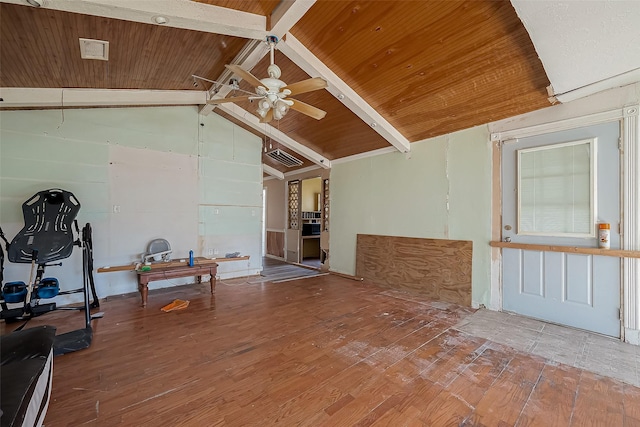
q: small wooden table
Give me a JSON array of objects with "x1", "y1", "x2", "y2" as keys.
[
  {"x1": 137, "y1": 263, "x2": 218, "y2": 307},
  {"x1": 98, "y1": 256, "x2": 249, "y2": 307}
]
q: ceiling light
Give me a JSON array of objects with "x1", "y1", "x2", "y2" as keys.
[
  {"x1": 153, "y1": 16, "x2": 168, "y2": 25},
  {"x1": 25, "y1": 0, "x2": 43, "y2": 6}
]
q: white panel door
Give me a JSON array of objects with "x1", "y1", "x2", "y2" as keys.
[{"x1": 502, "y1": 121, "x2": 621, "y2": 337}]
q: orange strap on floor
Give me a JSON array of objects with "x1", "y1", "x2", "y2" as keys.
[{"x1": 161, "y1": 299, "x2": 190, "y2": 312}]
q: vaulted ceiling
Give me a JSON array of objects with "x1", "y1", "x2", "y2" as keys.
[{"x1": 1, "y1": 0, "x2": 637, "y2": 176}]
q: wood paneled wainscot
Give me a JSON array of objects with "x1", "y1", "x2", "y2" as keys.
[
  {"x1": 266, "y1": 230, "x2": 285, "y2": 258},
  {"x1": 356, "y1": 234, "x2": 473, "y2": 306}
]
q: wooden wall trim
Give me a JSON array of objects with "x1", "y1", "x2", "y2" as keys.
[
  {"x1": 490, "y1": 241, "x2": 640, "y2": 259},
  {"x1": 356, "y1": 234, "x2": 473, "y2": 306},
  {"x1": 266, "y1": 230, "x2": 285, "y2": 258}
]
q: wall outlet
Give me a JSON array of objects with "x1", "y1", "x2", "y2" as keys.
[
  {"x1": 208, "y1": 248, "x2": 214, "y2": 256},
  {"x1": 214, "y1": 249, "x2": 219, "y2": 255},
  {"x1": 112, "y1": 205, "x2": 121, "y2": 213}
]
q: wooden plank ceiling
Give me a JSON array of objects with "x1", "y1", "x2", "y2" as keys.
[
  {"x1": 290, "y1": 0, "x2": 551, "y2": 143},
  {"x1": 0, "y1": 1, "x2": 550, "y2": 167},
  {"x1": 0, "y1": 4, "x2": 246, "y2": 90}
]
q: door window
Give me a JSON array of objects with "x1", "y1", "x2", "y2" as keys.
[{"x1": 517, "y1": 138, "x2": 596, "y2": 237}]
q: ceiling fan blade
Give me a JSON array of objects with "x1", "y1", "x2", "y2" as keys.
[
  {"x1": 290, "y1": 99, "x2": 327, "y2": 120},
  {"x1": 225, "y1": 64, "x2": 263, "y2": 88},
  {"x1": 207, "y1": 95, "x2": 252, "y2": 105},
  {"x1": 282, "y1": 77, "x2": 328, "y2": 96},
  {"x1": 259, "y1": 109, "x2": 274, "y2": 123}
]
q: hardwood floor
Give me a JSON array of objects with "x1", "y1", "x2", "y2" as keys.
[
  {"x1": 3, "y1": 275, "x2": 639, "y2": 426},
  {"x1": 249, "y1": 257, "x2": 323, "y2": 283}
]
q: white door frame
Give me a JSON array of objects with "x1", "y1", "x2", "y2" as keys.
[
  {"x1": 622, "y1": 106, "x2": 640, "y2": 343},
  {"x1": 491, "y1": 104, "x2": 640, "y2": 342}
]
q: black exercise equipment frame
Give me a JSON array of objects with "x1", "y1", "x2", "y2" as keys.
[
  {"x1": 1, "y1": 188, "x2": 100, "y2": 355},
  {"x1": 0, "y1": 222, "x2": 99, "y2": 321}
]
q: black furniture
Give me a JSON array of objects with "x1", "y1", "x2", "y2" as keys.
[
  {"x1": 0, "y1": 326, "x2": 56, "y2": 427},
  {"x1": 1, "y1": 189, "x2": 99, "y2": 355}
]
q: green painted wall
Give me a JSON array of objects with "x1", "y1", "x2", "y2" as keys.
[
  {"x1": 330, "y1": 125, "x2": 493, "y2": 306},
  {"x1": 0, "y1": 106, "x2": 262, "y2": 303},
  {"x1": 198, "y1": 113, "x2": 263, "y2": 278}
]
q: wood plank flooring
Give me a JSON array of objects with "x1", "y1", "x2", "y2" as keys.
[
  {"x1": 3, "y1": 275, "x2": 640, "y2": 426},
  {"x1": 246, "y1": 257, "x2": 323, "y2": 283}
]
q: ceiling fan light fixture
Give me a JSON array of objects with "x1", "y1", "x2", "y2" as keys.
[
  {"x1": 273, "y1": 101, "x2": 290, "y2": 121},
  {"x1": 276, "y1": 100, "x2": 289, "y2": 114},
  {"x1": 258, "y1": 99, "x2": 270, "y2": 111}
]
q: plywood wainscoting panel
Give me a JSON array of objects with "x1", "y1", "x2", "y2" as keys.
[
  {"x1": 267, "y1": 230, "x2": 285, "y2": 258},
  {"x1": 356, "y1": 234, "x2": 473, "y2": 306}
]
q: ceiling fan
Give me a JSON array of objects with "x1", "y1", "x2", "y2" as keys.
[{"x1": 207, "y1": 36, "x2": 328, "y2": 123}]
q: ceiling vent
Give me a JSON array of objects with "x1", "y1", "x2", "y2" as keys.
[
  {"x1": 266, "y1": 149, "x2": 303, "y2": 168},
  {"x1": 79, "y1": 38, "x2": 109, "y2": 61}
]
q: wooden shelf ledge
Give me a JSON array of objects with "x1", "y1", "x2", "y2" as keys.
[
  {"x1": 98, "y1": 255, "x2": 250, "y2": 273},
  {"x1": 490, "y1": 241, "x2": 640, "y2": 259},
  {"x1": 211, "y1": 256, "x2": 250, "y2": 263}
]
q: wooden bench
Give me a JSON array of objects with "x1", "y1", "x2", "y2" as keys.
[{"x1": 137, "y1": 263, "x2": 218, "y2": 307}]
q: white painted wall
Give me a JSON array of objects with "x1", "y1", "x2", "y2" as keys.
[
  {"x1": 0, "y1": 106, "x2": 262, "y2": 304},
  {"x1": 330, "y1": 125, "x2": 493, "y2": 307},
  {"x1": 301, "y1": 177, "x2": 321, "y2": 211},
  {"x1": 264, "y1": 178, "x2": 286, "y2": 230}
]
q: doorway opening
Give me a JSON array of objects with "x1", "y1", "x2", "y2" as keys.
[{"x1": 300, "y1": 177, "x2": 322, "y2": 268}]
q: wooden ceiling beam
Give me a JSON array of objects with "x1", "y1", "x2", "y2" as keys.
[
  {"x1": 217, "y1": 103, "x2": 331, "y2": 169},
  {"x1": 283, "y1": 165, "x2": 321, "y2": 178},
  {"x1": 0, "y1": 87, "x2": 205, "y2": 108},
  {"x1": 0, "y1": 0, "x2": 268, "y2": 39},
  {"x1": 269, "y1": 0, "x2": 316, "y2": 39},
  {"x1": 263, "y1": 164, "x2": 285, "y2": 180},
  {"x1": 278, "y1": 33, "x2": 411, "y2": 154}
]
